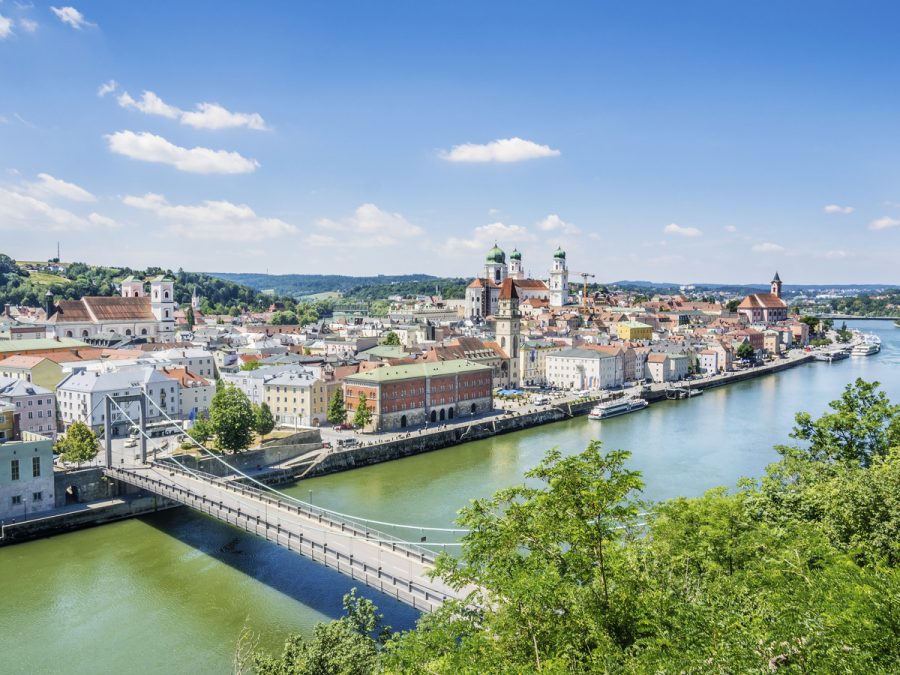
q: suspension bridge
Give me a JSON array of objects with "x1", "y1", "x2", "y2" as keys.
[{"x1": 95, "y1": 392, "x2": 470, "y2": 613}]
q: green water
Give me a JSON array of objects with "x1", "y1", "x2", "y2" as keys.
[{"x1": 1, "y1": 321, "x2": 898, "y2": 674}]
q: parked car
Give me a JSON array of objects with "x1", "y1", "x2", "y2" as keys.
[{"x1": 124, "y1": 439, "x2": 138, "y2": 448}]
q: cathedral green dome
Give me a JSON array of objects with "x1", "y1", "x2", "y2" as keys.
[
  {"x1": 485, "y1": 243, "x2": 506, "y2": 264},
  {"x1": 553, "y1": 246, "x2": 566, "y2": 259},
  {"x1": 509, "y1": 248, "x2": 522, "y2": 261}
]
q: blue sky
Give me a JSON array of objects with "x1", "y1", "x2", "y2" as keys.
[{"x1": 2, "y1": 1, "x2": 899, "y2": 283}]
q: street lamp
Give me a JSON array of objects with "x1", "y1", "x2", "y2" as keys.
[{"x1": 308, "y1": 489, "x2": 313, "y2": 505}]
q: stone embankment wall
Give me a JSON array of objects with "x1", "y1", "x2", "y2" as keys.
[
  {"x1": 169, "y1": 430, "x2": 323, "y2": 476},
  {"x1": 302, "y1": 399, "x2": 597, "y2": 478},
  {"x1": 1, "y1": 494, "x2": 177, "y2": 545}
]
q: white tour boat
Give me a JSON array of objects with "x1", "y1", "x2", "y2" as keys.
[{"x1": 588, "y1": 397, "x2": 648, "y2": 420}]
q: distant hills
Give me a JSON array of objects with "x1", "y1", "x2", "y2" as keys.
[{"x1": 211, "y1": 272, "x2": 897, "y2": 300}]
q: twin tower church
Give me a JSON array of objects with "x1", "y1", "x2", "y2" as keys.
[{"x1": 465, "y1": 243, "x2": 570, "y2": 319}]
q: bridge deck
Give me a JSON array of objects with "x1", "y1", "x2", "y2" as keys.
[{"x1": 105, "y1": 463, "x2": 463, "y2": 613}]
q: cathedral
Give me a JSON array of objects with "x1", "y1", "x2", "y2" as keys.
[{"x1": 465, "y1": 244, "x2": 569, "y2": 318}]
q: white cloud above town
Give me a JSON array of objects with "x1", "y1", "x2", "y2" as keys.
[
  {"x1": 118, "y1": 91, "x2": 180, "y2": 119},
  {"x1": 0, "y1": 188, "x2": 91, "y2": 231},
  {"x1": 310, "y1": 203, "x2": 424, "y2": 247},
  {"x1": 51, "y1": 6, "x2": 93, "y2": 30},
  {"x1": 536, "y1": 214, "x2": 580, "y2": 235},
  {"x1": 441, "y1": 221, "x2": 535, "y2": 255},
  {"x1": 823, "y1": 204, "x2": 854, "y2": 214},
  {"x1": 663, "y1": 223, "x2": 702, "y2": 237},
  {"x1": 105, "y1": 130, "x2": 260, "y2": 174},
  {"x1": 0, "y1": 15, "x2": 13, "y2": 39},
  {"x1": 112, "y1": 88, "x2": 268, "y2": 131},
  {"x1": 123, "y1": 192, "x2": 296, "y2": 241},
  {"x1": 97, "y1": 80, "x2": 118, "y2": 97},
  {"x1": 751, "y1": 242, "x2": 785, "y2": 253},
  {"x1": 440, "y1": 137, "x2": 560, "y2": 163},
  {"x1": 869, "y1": 216, "x2": 900, "y2": 231},
  {"x1": 87, "y1": 212, "x2": 117, "y2": 227},
  {"x1": 26, "y1": 173, "x2": 96, "y2": 202}
]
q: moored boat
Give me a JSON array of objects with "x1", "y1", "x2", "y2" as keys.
[{"x1": 588, "y1": 397, "x2": 648, "y2": 420}]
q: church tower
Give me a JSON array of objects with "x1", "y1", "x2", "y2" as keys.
[
  {"x1": 549, "y1": 246, "x2": 569, "y2": 308},
  {"x1": 483, "y1": 243, "x2": 508, "y2": 285},
  {"x1": 150, "y1": 275, "x2": 176, "y2": 342},
  {"x1": 508, "y1": 249, "x2": 524, "y2": 280},
  {"x1": 770, "y1": 271, "x2": 782, "y2": 298},
  {"x1": 191, "y1": 286, "x2": 201, "y2": 312},
  {"x1": 496, "y1": 278, "x2": 521, "y2": 388},
  {"x1": 121, "y1": 276, "x2": 144, "y2": 298}
]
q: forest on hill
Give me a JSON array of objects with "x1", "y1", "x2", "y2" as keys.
[
  {"x1": 211, "y1": 272, "x2": 470, "y2": 300},
  {"x1": 0, "y1": 254, "x2": 291, "y2": 316}
]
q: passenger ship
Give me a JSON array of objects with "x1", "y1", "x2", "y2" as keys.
[
  {"x1": 850, "y1": 335, "x2": 881, "y2": 357},
  {"x1": 588, "y1": 397, "x2": 648, "y2": 420}
]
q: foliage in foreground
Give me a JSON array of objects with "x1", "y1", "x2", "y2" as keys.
[
  {"x1": 53, "y1": 421, "x2": 99, "y2": 464},
  {"x1": 246, "y1": 378, "x2": 900, "y2": 673}
]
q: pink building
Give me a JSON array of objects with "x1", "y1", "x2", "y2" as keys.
[{"x1": 0, "y1": 377, "x2": 57, "y2": 439}]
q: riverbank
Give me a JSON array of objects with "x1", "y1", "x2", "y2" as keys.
[{"x1": 1, "y1": 349, "x2": 816, "y2": 546}]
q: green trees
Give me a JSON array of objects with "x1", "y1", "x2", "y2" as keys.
[
  {"x1": 54, "y1": 422, "x2": 99, "y2": 465},
  {"x1": 381, "y1": 331, "x2": 401, "y2": 346},
  {"x1": 327, "y1": 389, "x2": 346, "y2": 426},
  {"x1": 725, "y1": 298, "x2": 741, "y2": 312},
  {"x1": 269, "y1": 310, "x2": 299, "y2": 325},
  {"x1": 248, "y1": 590, "x2": 389, "y2": 675},
  {"x1": 352, "y1": 393, "x2": 372, "y2": 430},
  {"x1": 189, "y1": 413, "x2": 213, "y2": 445},
  {"x1": 736, "y1": 341, "x2": 755, "y2": 359},
  {"x1": 240, "y1": 360, "x2": 261, "y2": 371},
  {"x1": 209, "y1": 383, "x2": 255, "y2": 453},
  {"x1": 253, "y1": 402, "x2": 275, "y2": 439}
]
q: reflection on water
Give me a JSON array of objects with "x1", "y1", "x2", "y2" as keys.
[{"x1": 0, "y1": 321, "x2": 897, "y2": 674}]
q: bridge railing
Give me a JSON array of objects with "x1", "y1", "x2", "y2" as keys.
[
  {"x1": 105, "y1": 466, "x2": 453, "y2": 612},
  {"x1": 150, "y1": 459, "x2": 441, "y2": 562}
]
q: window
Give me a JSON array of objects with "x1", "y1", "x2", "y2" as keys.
[
  {"x1": 11, "y1": 459, "x2": 20, "y2": 481},
  {"x1": 32, "y1": 456, "x2": 41, "y2": 478},
  {"x1": 11, "y1": 495, "x2": 21, "y2": 506},
  {"x1": 32, "y1": 491, "x2": 43, "y2": 502}
]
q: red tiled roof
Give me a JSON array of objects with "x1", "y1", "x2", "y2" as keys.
[{"x1": 738, "y1": 293, "x2": 786, "y2": 310}]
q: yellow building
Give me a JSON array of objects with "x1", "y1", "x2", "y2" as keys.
[
  {"x1": 263, "y1": 372, "x2": 329, "y2": 428},
  {"x1": 0, "y1": 402, "x2": 16, "y2": 442},
  {"x1": 616, "y1": 321, "x2": 653, "y2": 341}
]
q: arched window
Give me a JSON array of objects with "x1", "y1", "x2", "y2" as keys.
[
  {"x1": 65, "y1": 330, "x2": 73, "y2": 338},
  {"x1": 164, "y1": 310, "x2": 169, "y2": 318},
  {"x1": 164, "y1": 291, "x2": 169, "y2": 300},
  {"x1": 133, "y1": 291, "x2": 139, "y2": 297},
  {"x1": 430, "y1": 410, "x2": 437, "y2": 423},
  {"x1": 448, "y1": 408, "x2": 454, "y2": 420},
  {"x1": 471, "y1": 403, "x2": 477, "y2": 414},
  {"x1": 125, "y1": 329, "x2": 132, "y2": 336},
  {"x1": 400, "y1": 415, "x2": 407, "y2": 428},
  {"x1": 154, "y1": 290, "x2": 158, "y2": 299},
  {"x1": 140, "y1": 328, "x2": 148, "y2": 336},
  {"x1": 81, "y1": 330, "x2": 89, "y2": 338},
  {"x1": 439, "y1": 409, "x2": 446, "y2": 421},
  {"x1": 500, "y1": 336, "x2": 506, "y2": 349},
  {"x1": 495, "y1": 268, "x2": 500, "y2": 282}
]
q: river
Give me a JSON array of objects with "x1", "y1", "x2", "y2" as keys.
[{"x1": 1, "y1": 321, "x2": 898, "y2": 674}]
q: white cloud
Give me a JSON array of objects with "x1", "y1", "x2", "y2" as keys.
[
  {"x1": 441, "y1": 221, "x2": 535, "y2": 255},
  {"x1": 820, "y1": 249, "x2": 849, "y2": 260},
  {"x1": 117, "y1": 91, "x2": 180, "y2": 119},
  {"x1": 441, "y1": 137, "x2": 560, "y2": 163},
  {"x1": 311, "y1": 203, "x2": 424, "y2": 247},
  {"x1": 105, "y1": 130, "x2": 260, "y2": 174},
  {"x1": 663, "y1": 223, "x2": 702, "y2": 237},
  {"x1": 181, "y1": 102, "x2": 268, "y2": 131},
  {"x1": 51, "y1": 6, "x2": 92, "y2": 30},
  {"x1": 19, "y1": 17, "x2": 37, "y2": 32},
  {"x1": 26, "y1": 172, "x2": 95, "y2": 202},
  {"x1": 723, "y1": 225, "x2": 738, "y2": 233},
  {"x1": 123, "y1": 192, "x2": 296, "y2": 241},
  {"x1": 97, "y1": 80, "x2": 118, "y2": 97},
  {"x1": 536, "y1": 213, "x2": 580, "y2": 235},
  {"x1": 751, "y1": 242, "x2": 785, "y2": 253},
  {"x1": 113, "y1": 89, "x2": 268, "y2": 131},
  {"x1": 823, "y1": 204, "x2": 854, "y2": 214},
  {"x1": 0, "y1": 14, "x2": 12, "y2": 38},
  {"x1": 869, "y1": 216, "x2": 900, "y2": 231},
  {"x1": 0, "y1": 187, "x2": 90, "y2": 231},
  {"x1": 87, "y1": 212, "x2": 117, "y2": 227}
]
